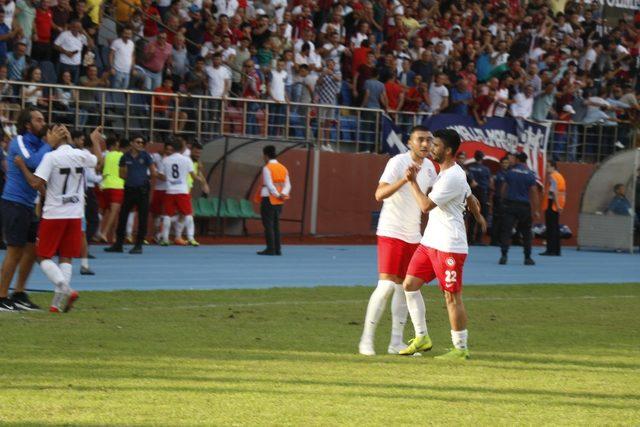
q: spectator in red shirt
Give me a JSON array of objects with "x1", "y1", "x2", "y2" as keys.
[
  {"x1": 403, "y1": 75, "x2": 429, "y2": 113},
  {"x1": 472, "y1": 85, "x2": 495, "y2": 126},
  {"x1": 32, "y1": 0, "x2": 54, "y2": 61},
  {"x1": 152, "y1": 76, "x2": 187, "y2": 133},
  {"x1": 141, "y1": 31, "x2": 173, "y2": 90},
  {"x1": 142, "y1": 0, "x2": 161, "y2": 38},
  {"x1": 384, "y1": 73, "x2": 404, "y2": 113}
]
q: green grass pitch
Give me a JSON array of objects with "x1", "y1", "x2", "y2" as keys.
[{"x1": 0, "y1": 283, "x2": 638, "y2": 425}]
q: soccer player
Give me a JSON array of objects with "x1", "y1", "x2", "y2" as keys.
[
  {"x1": 359, "y1": 126, "x2": 438, "y2": 356},
  {"x1": 150, "y1": 143, "x2": 169, "y2": 243},
  {"x1": 0, "y1": 107, "x2": 63, "y2": 311},
  {"x1": 175, "y1": 141, "x2": 209, "y2": 244},
  {"x1": 398, "y1": 129, "x2": 487, "y2": 360},
  {"x1": 158, "y1": 141, "x2": 200, "y2": 246},
  {"x1": 14, "y1": 126, "x2": 103, "y2": 312},
  {"x1": 97, "y1": 137, "x2": 125, "y2": 243}
]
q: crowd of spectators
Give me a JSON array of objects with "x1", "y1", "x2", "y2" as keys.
[{"x1": 0, "y1": 0, "x2": 639, "y2": 153}]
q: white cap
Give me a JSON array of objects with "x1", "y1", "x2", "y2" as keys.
[
  {"x1": 562, "y1": 104, "x2": 576, "y2": 114},
  {"x1": 256, "y1": 8, "x2": 267, "y2": 15}
]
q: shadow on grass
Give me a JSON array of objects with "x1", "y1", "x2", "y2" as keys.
[{"x1": 1, "y1": 382, "x2": 636, "y2": 412}]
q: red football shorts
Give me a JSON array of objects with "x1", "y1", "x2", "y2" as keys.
[
  {"x1": 406, "y1": 245, "x2": 467, "y2": 293},
  {"x1": 95, "y1": 187, "x2": 106, "y2": 210},
  {"x1": 150, "y1": 190, "x2": 166, "y2": 215},
  {"x1": 102, "y1": 189, "x2": 124, "y2": 207},
  {"x1": 377, "y1": 236, "x2": 419, "y2": 278},
  {"x1": 36, "y1": 218, "x2": 83, "y2": 259},
  {"x1": 164, "y1": 193, "x2": 192, "y2": 216}
]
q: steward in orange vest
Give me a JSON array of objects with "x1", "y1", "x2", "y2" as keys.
[
  {"x1": 255, "y1": 145, "x2": 291, "y2": 256},
  {"x1": 540, "y1": 160, "x2": 566, "y2": 256}
]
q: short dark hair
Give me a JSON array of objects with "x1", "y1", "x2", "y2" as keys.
[
  {"x1": 434, "y1": 129, "x2": 461, "y2": 156},
  {"x1": 71, "y1": 130, "x2": 85, "y2": 140},
  {"x1": 131, "y1": 133, "x2": 146, "y2": 144},
  {"x1": 119, "y1": 138, "x2": 130, "y2": 149},
  {"x1": 263, "y1": 145, "x2": 277, "y2": 159},
  {"x1": 170, "y1": 140, "x2": 182, "y2": 152},
  {"x1": 16, "y1": 107, "x2": 40, "y2": 136},
  {"x1": 192, "y1": 141, "x2": 203, "y2": 150},
  {"x1": 548, "y1": 159, "x2": 557, "y2": 168},
  {"x1": 614, "y1": 183, "x2": 624, "y2": 192},
  {"x1": 516, "y1": 152, "x2": 528, "y2": 163},
  {"x1": 474, "y1": 150, "x2": 484, "y2": 161},
  {"x1": 408, "y1": 125, "x2": 430, "y2": 139},
  {"x1": 106, "y1": 135, "x2": 119, "y2": 149}
]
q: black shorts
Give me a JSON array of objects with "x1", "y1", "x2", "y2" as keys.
[{"x1": 1, "y1": 199, "x2": 39, "y2": 247}]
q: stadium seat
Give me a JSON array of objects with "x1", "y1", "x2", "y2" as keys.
[
  {"x1": 207, "y1": 197, "x2": 228, "y2": 217},
  {"x1": 194, "y1": 197, "x2": 208, "y2": 217},
  {"x1": 224, "y1": 199, "x2": 242, "y2": 218},
  {"x1": 240, "y1": 199, "x2": 261, "y2": 219}
]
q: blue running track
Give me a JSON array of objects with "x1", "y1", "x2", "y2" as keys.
[{"x1": 2, "y1": 245, "x2": 638, "y2": 292}]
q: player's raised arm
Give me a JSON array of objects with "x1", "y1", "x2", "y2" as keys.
[
  {"x1": 13, "y1": 155, "x2": 46, "y2": 194},
  {"x1": 466, "y1": 194, "x2": 487, "y2": 233},
  {"x1": 406, "y1": 164, "x2": 437, "y2": 213},
  {"x1": 375, "y1": 178, "x2": 408, "y2": 202},
  {"x1": 89, "y1": 126, "x2": 106, "y2": 169}
]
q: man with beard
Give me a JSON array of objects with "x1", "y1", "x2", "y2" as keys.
[
  {"x1": 359, "y1": 126, "x2": 438, "y2": 356},
  {"x1": 0, "y1": 107, "x2": 67, "y2": 311}
]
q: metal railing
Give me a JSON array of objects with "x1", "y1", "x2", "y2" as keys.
[
  {"x1": 1, "y1": 79, "x2": 635, "y2": 161},
  {"x1": 0, "y1": 80, "x2": 384, "y2": 152}
]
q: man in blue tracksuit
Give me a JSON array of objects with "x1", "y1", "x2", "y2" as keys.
[{"x1": 0, "y1": 107, "x2": 65, "y2": 311}]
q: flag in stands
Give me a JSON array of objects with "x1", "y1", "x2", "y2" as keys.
[{"x1": 381, "y1": 114, "x2": 408, "y2": 156}]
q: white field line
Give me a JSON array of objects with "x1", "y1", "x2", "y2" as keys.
[{"x1": 74, "y1": 294, "x2": 640, "y2": 312}]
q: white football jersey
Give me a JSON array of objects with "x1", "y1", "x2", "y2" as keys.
[
  {"x1": 35, "y1": 144, "x2": 98, "y2": 219},
  {"x1": 377, "y1": 152, "x2": 438, "y2": 243},
  {"x1": 151, "y1": 152, "x2": 167, "y2": 191},
  {"x1": 420, "y1": 163, "x2": 472, "y2": 254},
  {"x1": 162, "y1": 153, "x2": 193, "y2": 195}
]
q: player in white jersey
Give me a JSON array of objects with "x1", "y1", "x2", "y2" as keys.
[
  {"x1": 150, "y1": 143, "x2": 169, "y2": 243},
  {"x1": 398, "y1": 129, "x2": 486, "y2": 360},
  {"x1": 359, "y1": 126, "x2": 438, "y2": 356},
  {"x1": 158, "y1": 141, "x2": 199, "y2": 246},
  {"x1": 14, "y1": 126, "x2": 103, "y2": 313}
]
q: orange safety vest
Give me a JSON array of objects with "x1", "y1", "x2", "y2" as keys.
[
  {"x1": 254, "y1": 161, "x2": 290, "y2": 205},
  {"x1": 542, "y1": 170, "x2": 566, "y2": 212}
]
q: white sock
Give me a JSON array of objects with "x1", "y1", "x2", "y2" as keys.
[
  {"x1": 390, "y1": 284, "x2": 408, "y2": 345},
  {"x1": 185, "y1": 216, "x2": 195, "y2": 240},
  {"x1": 81, "y1": 258, "x2": 89, "y2": 269},
  {"x1": 60, "y1": 263, "x2": 73, "y2": 292},
  {"x1": 161, "y1": 216, "x2": 172, "y2": 242},
  {"x1": 40, "y1": 259, "x2": 65, "y2": 291},
  {"x1": 451, "y1": 329, "x2": 468, "y2": 350},
  {"x1": 126, "y1": 212, "x2": 135, "y2": 236},
  {"x1": 361, "y1": 280, "x2": 395, "y2": 342},
  {"x1": 404, "y1": 290, "x2": 428, "y2": 337},
  {"x1": 175, "y1": 217, "x2": 186, "y2": 238},
  {"x1": 154, "y1": 216, "x2": 162, "y2": 232}
]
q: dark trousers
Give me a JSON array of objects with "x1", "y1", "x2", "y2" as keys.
[
  {"x1": 469, "y1": 189, "x2": 488, "y2": 244},
  {"x1": 545, "y1": 204, "x2": 561, "y2": 255},
  {"x1": 500, "y1": 200, "x2": 533, "y2": 258},
  {"x1": 260, "y1": 197, "x2": 282, "y2": 253},
  {"x1": 115, "y1": 185, "x2": 150, "y2": 246},
  {"x1": 84, "y1": 187, "x2": 100, "y2": 241},
  {"x1": 490, "y1": 199, "x2": 502, "y2": 245}
]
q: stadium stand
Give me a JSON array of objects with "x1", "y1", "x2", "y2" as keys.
[{"x1": 0, "y1": 0, "x2": 637, "y2": 161}]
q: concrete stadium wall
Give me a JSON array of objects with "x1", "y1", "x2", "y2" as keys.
[{"x1": 244, "y1": 151, "x2": 597, "y2": 243}]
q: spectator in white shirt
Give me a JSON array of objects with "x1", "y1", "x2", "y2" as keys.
[
  {"x1": 319, "y1": 32, "x2": 346, "y2": 64},
  {"x1": 54, "y1": 20, "x2": 91, "y2": 83},
  {"x1": 510, "y1": 85, "x2": 535, "y2": 119},
  {"x1": 268, "y1": 58, "x2": 288, "y2": 136},
  {"x1": 429, "y1": 73, "x2": 449, "y2": 114},
  {"x1": 214, "y1": 0, "x2": 238, "y2": 18},
  {"x1": 205, "y1": 52, "x2": 231, "y2": 132},
  {"x1": 109, "y1": 27, "x2": 135, "y2": 89}
]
